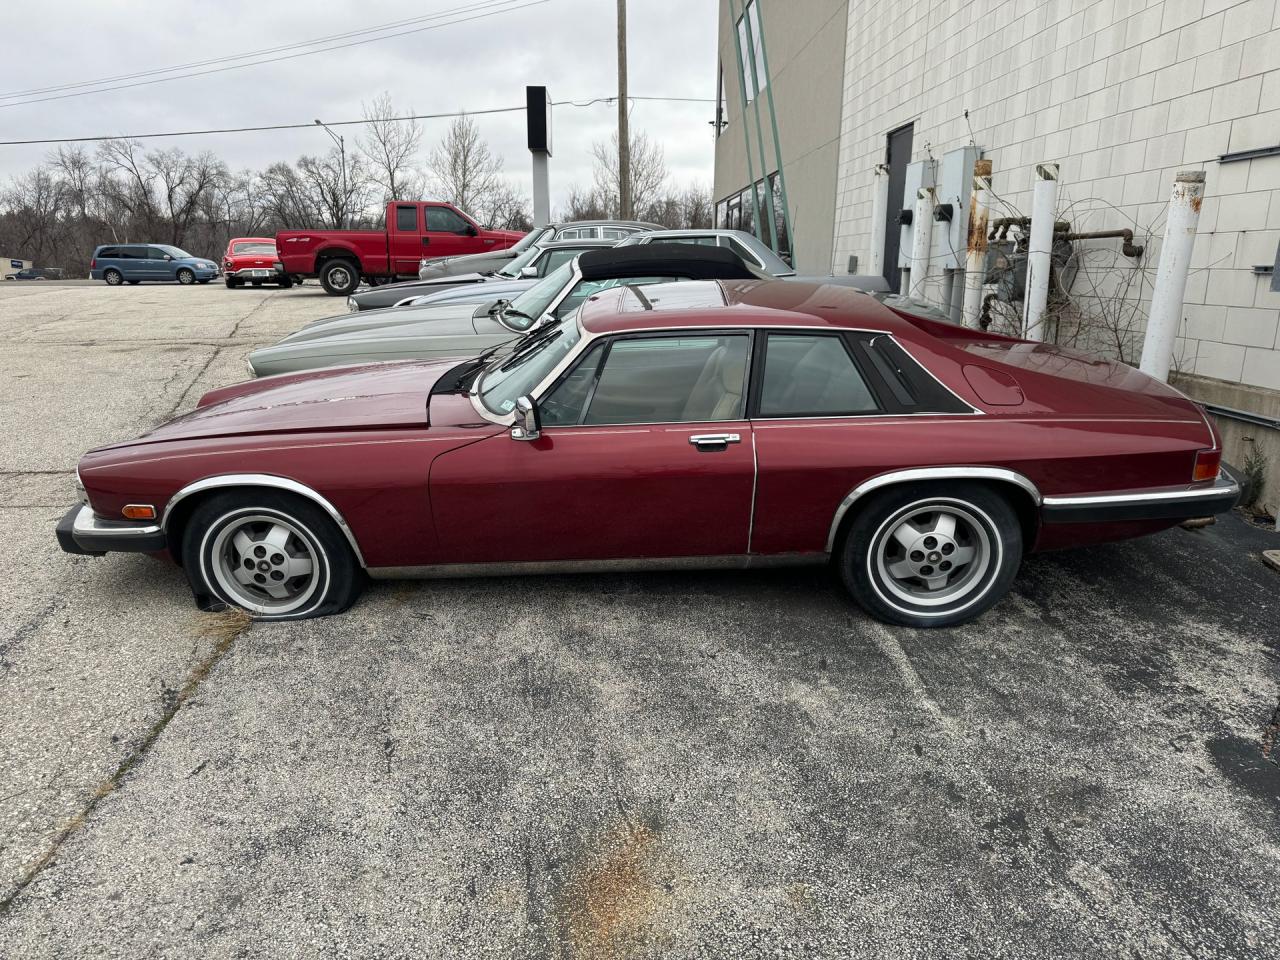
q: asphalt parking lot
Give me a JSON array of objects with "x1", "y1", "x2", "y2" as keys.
[{"x1": 0, "y1": 281, "x2": 1278, "y2": 958}]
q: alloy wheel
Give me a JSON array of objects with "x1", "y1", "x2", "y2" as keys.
[
  {"x1": 873, "y1": 502, "x2": 994, "y2": 608},
  {"x1": 208, "y1": 513, "x2": 321, "y2": 614}
]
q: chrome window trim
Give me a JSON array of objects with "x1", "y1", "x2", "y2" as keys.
[
  {"x1": 825, "y1": 467, "x2": 1043, "y2": 552},
  {"x1": 160, "y1": 474, "x2": 367, "y2": 568}
]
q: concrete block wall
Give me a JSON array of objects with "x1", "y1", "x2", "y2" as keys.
[{"x1": 831, "y1": 0, "x2": 1280, "y2": 394}]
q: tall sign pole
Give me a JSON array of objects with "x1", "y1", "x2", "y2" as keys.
[
  {"x1": 617, "y1": 0, "x2": 632, "y2": 220},
  {"x1": 526, "y1": 86, "x2": 552, "y2": 227}
]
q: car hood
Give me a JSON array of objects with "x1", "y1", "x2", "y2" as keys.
[
  {"x1": 111, "y1": 359, "x2": 465, "y2": 447},
  {"x1": 287, "y1": 301, "x2": 494, "y2": 342},
  {"x1": 408, "y1": 277, "x2": 536, "y2": 306}
]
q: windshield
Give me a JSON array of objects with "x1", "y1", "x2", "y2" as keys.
[
  {"x1": 232, "y1": 242, "x2": 275, "y2": 255},
  {"x1": 496, "y1": 245, "x2": 542, "y2": 279},
  {"x1": 158, "y1": 245, "x2": 195, "y2": 260},
  {"x1": 508, "y1": 225, "x2": 551, "y2": 255},
  {"x1": 477, "y1": 317, "x2": 584, "y2": 416},
  {"x1": 500, "y1": 261, "x2": 575, "y2": 330}
]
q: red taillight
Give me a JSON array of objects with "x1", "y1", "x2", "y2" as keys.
[
  {"x1": 90, "y1": 258, "x2": 96, "y2": 269},
  {"x1": 1193, "y1": 449, "x2": 1221, "y2": 483}
]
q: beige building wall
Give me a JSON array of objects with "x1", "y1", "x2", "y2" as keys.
[{"x1": 714, "y1": 0, "x2": 850, "y2": 274}]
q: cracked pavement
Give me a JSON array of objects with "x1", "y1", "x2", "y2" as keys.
[{"x1": 0, "y1": 281, "x2": 1278, "y2": 958}]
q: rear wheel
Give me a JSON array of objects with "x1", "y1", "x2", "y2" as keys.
[
  {"x1": 104, "y1": 269, "x2": 123, "y2": 286},
  {"x1": 224, "y1": 276, "x2": 239, "y2": 289},
  {"x1": 176, "y1": 268, "x2": 195, "y2": 285},
  {"x1": 319, "y1": 259, "x2": 360, "y2": 296},
  {"x1": 278, "y1": 274, "x2": 294, "y2": 289},
  {"x1": 838, "y1": 482, "x2": 1022, "y2": 628},
  {"x1": 182, "y1": 491, "x2": 363, "y2": 620}
]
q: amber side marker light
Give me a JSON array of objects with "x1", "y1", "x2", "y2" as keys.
[
  {"x1": 122, "y1": 504, "x2": 157, "y2": 520},
  {"x1": 1193, "y1": 450, "x2": 1221, "y2": 483}
]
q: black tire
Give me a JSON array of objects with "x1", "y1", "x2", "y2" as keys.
[
  {"x1": 224, "y1": 276, "x2": 239, "y2": 289},
  {"x1": 104, "y1": 269, "x2": 123, "y2": 286},
  {"x1": 319, "y1": 259, "x2": 360, "y2": 296},
  {"x1": 292, "y1": 276, "x2": 304, "y2": 286},
  {"x1": 181, "y1": 490, "x2": 364, "y2": 620},
  {"x1": 176, "y1": 268, "x2": 195, "y2": 285},
  {"x1": 837, "y1": 481, "x2": 1022, "y2": 628},
  {"x1": 278, "y1": 274, "x2": 294, "y2": 289}
]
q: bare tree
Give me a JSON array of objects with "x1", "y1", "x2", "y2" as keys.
[
  {"x1": 427, "y1": 115, "x2": 503, "y2": 216},
  {"x1": 476, "y1": 180, "x2": 532, "y2": 231},
  {"x1": 591, "y1": 129, "x2": 668, "y2": 219},
  {"x1": 358, "y1": 93, "x2": 424, "y2": 203},
  {"x1": 298, "y1": 149, "x2": 374, "y2": 229}
]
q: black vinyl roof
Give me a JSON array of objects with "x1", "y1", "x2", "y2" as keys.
[{"x1": 577, "y1": 243, "x2": 758, "y2": 281}]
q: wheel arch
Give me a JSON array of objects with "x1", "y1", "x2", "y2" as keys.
[
  {"x1": 826, "y1": 467, "x2": 1042, "y2": 555},
  {"x1": 315, "y1": 247, "x2": 361, "y2": 271},
  {"x1": 162, "y1": 474, "x2": 367, "y2": 568}
]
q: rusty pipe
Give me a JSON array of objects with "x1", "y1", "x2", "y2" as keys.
[{"x1": 1064, "y1": 229, "x2": 1144, "y2": 258}]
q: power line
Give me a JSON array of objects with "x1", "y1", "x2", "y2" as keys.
[
  {"x1": 0, "y1": 0, "x2": 530, "y2": 101},
  {"x1": 0, "y1": 0, "x2": 551, "y2": 110},
  {"x1": 0, "y1": 97, "x2": 717, "y2": 146}
]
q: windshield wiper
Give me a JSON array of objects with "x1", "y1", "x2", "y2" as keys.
[
  {"x1": 443, "y1": 341, "x2": 513, "y2": 392},
  {"x1": 498, "y1": 328, "x2": 562, "y2": 372}
]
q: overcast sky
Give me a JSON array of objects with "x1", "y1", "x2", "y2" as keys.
[{"x1": 0, "y1": 0, "x2": 719, "y2": 213}]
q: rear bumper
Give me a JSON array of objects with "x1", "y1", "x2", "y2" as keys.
[
  {"x1": 1040, "y1": 472, "x2": 1241, "y2": 524},
  {"x1": 56, "y1": 504, "x2": 167, "y2": 556}
]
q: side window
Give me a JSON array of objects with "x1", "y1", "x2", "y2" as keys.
[
  {"x1": 395, "y1": 206, "x2": 418, "y2": 232},
  {"x1": 557, "y1": 227, "x2": 593, "y2": 239},
  {"x1": 426, "y1": 206, "x2": 471, "y2": 233},
  {"x1": 583, "y1": 335, "x2": 750, "y2": 425},
  {"x1": 552, "y1": 275, "x2": 678, "y2": 319},
  {"x1": 147, "y1": 246, "x2": 170, "y2": 260},
  {"x1": 723, "y1": 236, "x2": 764, "y2": 268},
  {"x1": 97, "y1": 247, "x2": 118, "y2": 258},
  {"x1": 117, "y1": 246, "x2": 142, "y2": 259},
  {"x1": 666, "y1": 235, "x2": 718, "y2": 247},
  {"x1": 538, "y1": 248, "x2": 583, "y2": 276},
  {"x1": 600, "y1": 227, "x2": 633, "y2": 240},
  {"x1": 757, "y1": 334, "x2": 879, "y2": 417},
  {"x1": 541, "y1": 342, "x2": 606, "y2": 427}
]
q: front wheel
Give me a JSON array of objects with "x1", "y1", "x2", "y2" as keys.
[
  {"x1": 319, "y1": 259, "x2": 360, "y2": 296},
  {"x1": 225, "y1": 276, "x2": 239, "y2": 289},
  {"x1": 176, "y1": 268, "x2": 195, "y2": 285},
  {"x1": 838, "y1": 482, "x2": 1022, "y2": 628},
  {"x1": 182, "y1": 491, "x2": 364, "y2": 620}
]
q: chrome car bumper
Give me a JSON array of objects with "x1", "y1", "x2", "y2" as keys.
[
  {"x1": 56, "y1": 504, "x2": 167, "y2": 556},
  {"x1": 1040, "y1": 472, "x2": 1240, "y2": 523}
]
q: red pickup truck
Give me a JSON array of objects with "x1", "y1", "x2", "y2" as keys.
[{"x1": 276, "y1": 201, "x2": 524, "y2": 296}]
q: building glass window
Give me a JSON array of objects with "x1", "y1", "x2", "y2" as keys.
[
  {"x1": 716, "y1": 66, "x2": 728, "y2": 137},
  {"x1": 745, "y1": 0, "x2": 767, "y2": 97},
  {"x1": 768, "y1": 171, "x2": 790, "y2": 264},
  {"x1": 736, "y1": 15, "x2": 755, "y2": 104}
]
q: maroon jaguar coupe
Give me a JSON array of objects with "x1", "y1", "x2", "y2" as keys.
[{"x1": 57, "y1": 279, "x2": 1238, "y2": 627}]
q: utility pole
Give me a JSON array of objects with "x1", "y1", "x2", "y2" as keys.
[
  {"x1": 314, "y1": 119, "x2": 347, "y2": 228},
  {"x1": 616, "y1": 0, "x2": 632, "y2": 220}
]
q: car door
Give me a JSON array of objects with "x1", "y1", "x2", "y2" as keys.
[
  {"x1": 428, "y1": 331, "x2": 756, "y2": 564},
  {"x1": 388, "y1": 204, "x2": 425, "y2": 275},
  {"x1": 115, "y1": 245, "x2": 144, "y2": 279},
  {"x1": 424, "y1": 205, "x2": 482, "y2": 259},
  {"x1": 145, "y1": 246, "x2": 174, "y2": 280}
]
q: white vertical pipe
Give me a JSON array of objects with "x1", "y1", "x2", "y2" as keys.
[
  {"x1": 963, "y1": 159, "x2": 992, "y2": 328},
  {"x1": 868, "y1": 163, "x2": 890, "y2": 277},
  {"x1": 1022, "y1": 162, "x2": 1059, "y2": 342},
  {"x1": 941, "y1": 269, "x2": 956, "y2": 320},
  {"x1": 531, "y1": 152, "x2": 550, "y2": 227},
  {"x1": 907, "y1": 186, "x2": 934, "y2": 300},
  {"x1": 1140, "y1": 170, "x2": 1206, "y2": 382}
]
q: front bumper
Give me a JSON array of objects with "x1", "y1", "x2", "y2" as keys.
[
  {"x1": 56, "y1": 504, "x2": 167, "y2": 556},
  {"x1": 1040, "y1": 472, "x2": 1241, "y2": 524}
]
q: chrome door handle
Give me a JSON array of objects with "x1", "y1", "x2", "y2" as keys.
[{"x1": 689, "y1": 433, "x2": 741, "y2": 449}]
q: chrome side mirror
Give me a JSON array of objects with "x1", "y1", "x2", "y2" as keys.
[{"x1": 511, "y1": 395, "x2": 541, "y2": 441}]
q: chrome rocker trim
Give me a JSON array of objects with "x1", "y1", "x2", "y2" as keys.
[
  {"x1": 825, "y1": 467, "x2": 1043, "y2": 552},
  {"x1": 1040, "y1": 472, "x2": 1240, "y2": 523},
  {"x1": 161, "y1": 474, "x2": 368, "y2": 567},
  {"x1": 367, "y1": 553, "x2": 827, "y2": 580}
]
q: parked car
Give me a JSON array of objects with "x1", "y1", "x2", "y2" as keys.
[
  {"x1": 57, "y1": 277, "x2": 1239, "y2": 626},
  {"x1": 223, "y1": 238, "x2": 296, "y2": 289},
  {"x1": 276, "y1": 201, "x2": 524, "y2": 297},
  {"x1": 90, "y1": 245, "x2": 219, "y2": 286},
  {"x1": 346, "y1": 239, "x2": 616, "y2": 312},
  {"x1": 617, "y1": 229, "x2": 797, "y2": 277},
  {"x1": 3, "y1": 268, "x2": 46, "y2": 281},
  {"x1": 417, "y1": 219, "x2": 660, "y2": 280},
  {"x1": 247, "y1": 244, "x2": 759, "y2": 377}
]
